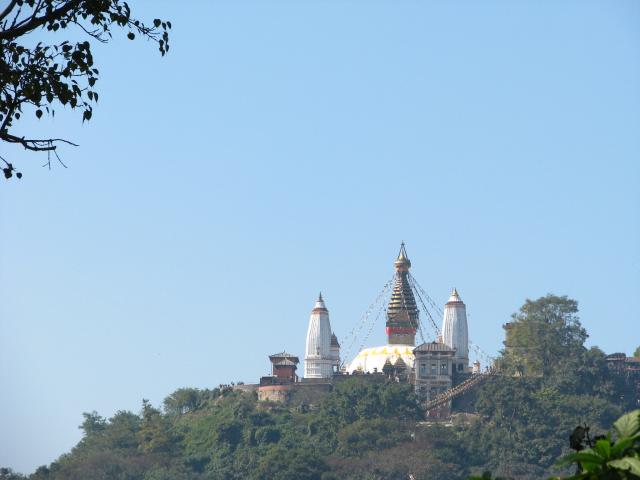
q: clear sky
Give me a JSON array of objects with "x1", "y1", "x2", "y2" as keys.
[{"x1": 1, "y1": 0, "x2": 639, "y2": 474}]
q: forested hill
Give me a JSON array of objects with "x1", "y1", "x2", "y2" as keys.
[{"x1": 3, "y1": 295, "x2": 638, "y2": 480}]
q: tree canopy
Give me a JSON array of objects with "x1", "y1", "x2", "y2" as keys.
[
  {"x1": 0, "y1": 0, "x2": 171, "y2": 179},
  {"x1": 500, "y1": 294, "x2": 588, "y2": 378}
]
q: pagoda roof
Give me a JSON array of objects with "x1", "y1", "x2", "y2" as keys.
[{"x1": 269, "y1": 352, "x2": 299, "y2": 363}]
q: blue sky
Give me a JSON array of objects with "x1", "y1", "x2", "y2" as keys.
[{"x1": 1, "y1": 0, "x2": 639, "y2": 473}]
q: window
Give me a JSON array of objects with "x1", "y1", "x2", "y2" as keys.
[
  {"x1": 420, "y1": 363, "x2": 426, "y2": 376},
  {"x1": 440, "y1": 363, "x2": 448, "y2": 374},
  {"x1": 431, "y1": 363, "x2": 437, "y2": 374}
]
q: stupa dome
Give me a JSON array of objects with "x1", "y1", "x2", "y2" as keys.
[{"x1": 347, "y1": 344, "x2": 415, "y2": 374}]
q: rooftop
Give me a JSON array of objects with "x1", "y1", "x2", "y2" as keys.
[{"x1": 414, "y1": 341, "x2": 456, "y2": 353}]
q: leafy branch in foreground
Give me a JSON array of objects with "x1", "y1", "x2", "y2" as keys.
[
  {"x1": 0, "y1": 0, "x2": 171, "y2": 179},
  {"x1": 554, "y1": 409, "x2": 640, "y2": 480},
  {"x1": 469, "y1": 410, "x2": 640, "y2": 480}
]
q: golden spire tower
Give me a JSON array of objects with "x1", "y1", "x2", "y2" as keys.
[{"x1": 385, "y1": 243, "x2": 420, "y2": 345}]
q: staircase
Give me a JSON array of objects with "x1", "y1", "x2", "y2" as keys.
[{"x1": 424, "y1": 367, "x2": 496, "y2": 411}]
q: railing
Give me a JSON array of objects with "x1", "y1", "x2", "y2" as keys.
[{"x1": 424, "y1": 367, "x2": 497, "y2": 410}]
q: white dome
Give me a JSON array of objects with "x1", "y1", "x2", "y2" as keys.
[{"x1": 347, "y1": 344, "x2": 415, "y2": 374}]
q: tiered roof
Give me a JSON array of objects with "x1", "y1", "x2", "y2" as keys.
[{"x1": 386, "y1": 243, "x2": 419, "y2": 328}]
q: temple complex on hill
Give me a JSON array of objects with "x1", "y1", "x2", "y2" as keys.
[
  {"x1": 233, "y1": 244, "x2": 479, "y2": 417},
  {"x1": 232, "y1": 244, "x2": 640, "y2": 415}
]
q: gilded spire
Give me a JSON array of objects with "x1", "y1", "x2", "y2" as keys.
[
  {"x1": 394, "y1": 242, "x2": 411, "y2": 272},
  {"x1": 386, "y1": 243, "x2": 419, "y2": 345}
]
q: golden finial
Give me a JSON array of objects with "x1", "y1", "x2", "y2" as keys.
[{"x1": 395, "y1": 242, "x2": 411, "y2": 271}]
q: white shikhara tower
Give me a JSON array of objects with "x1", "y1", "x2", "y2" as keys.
[
  {"x1": 304, "y1": 293, "x2": 337, "y2": 378},
  {"x1": 441, "y1": 288, "x2": 469, "y2": 372}
]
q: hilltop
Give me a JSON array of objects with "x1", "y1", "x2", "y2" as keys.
[{"x1": 2, "y1": 295, "x2": 638, "y2": 480}]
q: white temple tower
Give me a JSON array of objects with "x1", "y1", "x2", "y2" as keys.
[
  {"x1": 441, "y1": 288, "x2": 469, "y2": 373},
  {"x1": 304, "y1": 293, "x2": 335, "y2": 378}
]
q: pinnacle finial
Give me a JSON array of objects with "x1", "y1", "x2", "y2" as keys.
[
  {"x1": 313, "y1": 292, "x2": 327, "y2": 311},
  {"x1": 395, "y1": 242, "x2": 411, "y2": 271},
  {"x1": 448, "y1": 287, "x2": 462, "y2": 303}
]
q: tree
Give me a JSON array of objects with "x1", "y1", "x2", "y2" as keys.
[
  {"x1": 103, "y1": 409, "x2": 140, "y2": 450},
  {"x1": 634, "y1": 346, "x2": 640, "y2": 358},
  {"x1": 163, "y1": 388, "x2": 202, "y2": 416},
  {"x1": 0, "y1": 0, "x2": 171, "y2": 179},
  {"x1": 500, "y1": 294, "x2": 588, "y2": 378},
  {"x1": 0, "y1": 468, "x2": 26, "y2": 480},
  {"x1": 253, "y1": 446, "x2": 328, "y2": 480},
  {"x1": 79, "y1": 410, "x2": 106, "y2": 437},
  {"x1": 138, "y1": 399, "x2": 175, "y2": 454}
]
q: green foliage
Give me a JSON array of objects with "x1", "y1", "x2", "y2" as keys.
[
  {"x1": 79, "y1": 411, "x2": 106, "y2": 436},
  {"x1": 336, "y1": 418, "x2": 410, "y2": 456},
  {"x1": 0, "y1": 0, "x2": 171, "y2": 178},
  {"x1": 634, "y1": 347, "x2": 640, "y2": 358},
  {"x1": 138, "y1": 399, "x2": 176, "y2": 454},
  {"x1": 253, "y1": 446, "x2": 328, "y2": 480},
  {"x1": 163, "y1": 388, "x2": 202, "y2": 416},
  {"x1": 319, "y1": 378, "x2": 420, "y2": 426},
  {"x1": 553, "y1": 410, "x2": 640, "y2": 480},
  {"x1": 467, "y1": 375, "x2": 624, "y2": 475},
  {"x1": 500, "y1": 294, "x2": 587, "y2": 378},
  {"x1": 466, "y1": 295, "x2": 633, "y2": 477},
  {"x1": 0, "y1": 468, "x2": 26, "y2": 480}
]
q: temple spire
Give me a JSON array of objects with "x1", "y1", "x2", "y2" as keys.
[
  {"x1": 305, "y1": 294, "x2": 333, "y2": 378},
  {"x1": 386, "y1": 243, "x2": 419, "y2": 345},
  {"x1": 313, "y1": 293, "x2": 328, "y2": 312},
  {"x1": 395, "y1": 242, "x2": 411, "y2": 271}
]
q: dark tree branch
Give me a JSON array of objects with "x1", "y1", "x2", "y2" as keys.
[
  {"x1": 0, "y1": 0, "x2": 19, "y2": 22},
  {"x1": 1, "y1": 132, "x2": 78, "y2": 151},
  {"x1": 0, "y1": 0, "x2": 81, "y2": 41}
]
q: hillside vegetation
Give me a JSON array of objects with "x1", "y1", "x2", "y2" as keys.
[{"x1": 2, "y1": 295, "x2": 637, "y2": 480}]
